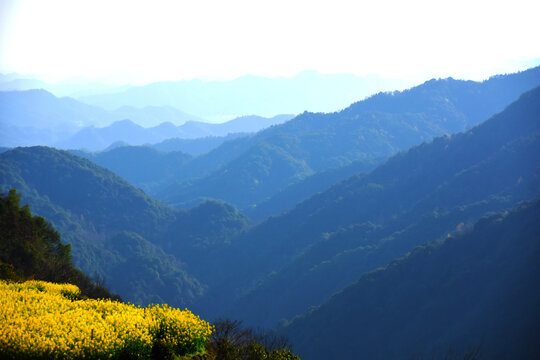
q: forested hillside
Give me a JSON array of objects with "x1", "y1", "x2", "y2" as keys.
[
  {"x1": 150, "y1": 66, "x2": 540, "y2": 212},
  {"x1": 0, "y1": 189, "x2": 117, "y2": 300},
  {"x1": 75, "y1": 146, "x2": 193, "y2": 192},
  {"x1": 283, "y1": 198, "x2": 540, "y2": 359},
  {"x1": 208, "y1": 86, "x2": 540, "y2": 327},
  {"x1": 0, "y1": 147, "x2": 248, "y2": 307}
]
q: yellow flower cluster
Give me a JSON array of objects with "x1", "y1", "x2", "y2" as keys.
[{"x1": 0, "y1": 280, "x2": 213, "y2": 359}]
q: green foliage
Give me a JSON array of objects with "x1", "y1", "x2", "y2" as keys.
[
  {"x1": 0, "y1": 262, "x2": 23, "y2": 282},
  {"x1": 0, "y1": 189, "x2": 118, "y2": 300},
  {"x1": 0, "y1": 188, "x2": 70, "y2": 278},
  {"x1": 0, "y1": 188, "x2": 70, "y2": 279},
  {"x1": 0, "y1": 146, "x2": 249, "y2": 307},
  {"x1": 201, "y1": 319, "x2": 300, "y2": 360}
]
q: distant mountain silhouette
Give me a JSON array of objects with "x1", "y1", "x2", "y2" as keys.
[
  {"x1": 0, "y1": 89, "x2": 115, "y2": 146},
  {"x1": 78, "y1": 146, "x2": 192, "y2": 191},
  {"x1": 0, "y1": 88, "x2": 293, "y2": 149},
  {"x1": 151, "y1": 133, "x2": 247, "y2": 156},
  {"x1": 0, "y1": 90, "x2": 193, "y2": 147},
  {"x1": 0, "y1": 72, "x2": 129, "y2": 97},
  {"x1": 56, "y1": 120, "x2": 156, "y2": 150},
  {"x1": 78, "y1": 71, "x2": 412, "y2": 118},
  {"x1": 111, "y1": 105, "x2": 203, "y2": 127},
  {"x1": 176, "y1": 114, "x2": 294, "y2": 138},
  {"x1": 57, "y1": 114, "x2": 293, "y2": 151},
  {"x1": 153, "y1": 66, "x2": 540, "y2": 212}
]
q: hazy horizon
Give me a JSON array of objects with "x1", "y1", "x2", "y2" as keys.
[
  {"x1": 1, "y1": 0, "x2": 539, "y2": 86},
  {"x1": 2, "y1": 64, "x2": 540, "y2": 89}
]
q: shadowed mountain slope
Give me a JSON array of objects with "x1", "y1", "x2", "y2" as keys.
[
  {"x1": 207, "y1": 86, "x2": 540, "y2": 327},
  {"x1": 0, "y1": 146, "x2": 249, "y2": 307},
  {"x1": 283, "y1": 198, "x2": 540, "y2": 360}
]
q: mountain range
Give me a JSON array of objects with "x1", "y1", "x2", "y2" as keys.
[
  {"x1": 0, "y1": 146, "x2": 249, "y2": 306},
  {"x1": 58, "y1": 114, "x2": 294, "y2": 151},
  {"x1": 0, "y1": 88, "x2": 294, "y2": 150},
  {"x1": 0, "y1": 89, "x2": 114, "y2": 146},
  {"x1": 0, "y1": 72, "x2": 130, "y2": 98},
  {"x1": 85, "y1": 66, "x2": 540, "y2": 216},
  {"x1": 1, "y1": 66, "x2": 539, "y2": 360},
  {"x1": 15, "y1": 84, "x2": 538, "y2": 354},
  {"x1": 77, "y1": 71, "x2": 413, "y2": 119},
  {"x1": 206, "y1": 86, "x2": 540, "y2": 328}
]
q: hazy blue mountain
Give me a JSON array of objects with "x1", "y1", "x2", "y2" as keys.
[
  {"x1": 111, "y1": 105, "x2": 203, "y2": 127},
  {"x1": 156, "y1": 66, "x2": 540, "y2": 212},
  {"x1": 78, "y1": 71, "x2": 412, "y2": 118},
  {"x1": 57, "y1": 119, "x2": 223, "y2": 151},
  {"x1": 0, "y1": 77, "x2": 50, "y2": 92},
  {"x1": 0, "y1": 73, "x2": 26, "y2": 82},
  {"x1": 283, "y1": 199, "x2": 540, "y2": 360},
  {"x1": 204, "y1": 87, "x2": 540, "y2": 327},
  {"x1": 0, "y1": 146, "x2": 248, "y2": 307},
  {"x1": 174, "y1": 114, "x2": 294, "y2": 139},
  {"x1": 151, "y1": 133, "x2": 248, "y2": 156},
  {"x1": 103, "y1": 140, "x2": 131, "y2": 151},
  {"x1": 0, "y1": 89, "x2": 116, "y2": 146},
  {"x1": 163, "y1": 140, "x2": 317, "y2": 209},
  {"x1": 0, "y1": 89, "x2": 114, "y2": 128},
  {"x1": 56, "y1": 115, "x2": 294, "y2": 151},
  {"x1": 187, "y1": 114, "x2": 294, "y2": 135},
  {"x1": 0, "y1": 72, "x2": 129, "y2": 97},
  {"x1": 1, "y1": 88, "x2": 292, "y2": 149},
  {"x1": 56, "y1": 120, "x2": 154, "y2": 150},
  {"x1": 80, "y1": 135, "x2": 258, "y2": 198},
  {"x1": 77, "y1": 146, "x2": 192, "y2": 192},
  {"x1": 58, "y1": 120, "x2": 186, "y2": 151},
  {"x1": 244, "y1": 157, "x2": 386, "y2": 221}
]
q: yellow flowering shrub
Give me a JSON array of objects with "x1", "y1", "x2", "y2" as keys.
[{"x1": 0, "y1": 280, "x2": 213, "y2": 359}]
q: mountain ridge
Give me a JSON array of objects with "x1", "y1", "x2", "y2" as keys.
[
  {"x1": 209, "y1": 86, "x2": 540, "y2": 327},
  {"x1": 155, "y1": 66, "x2": 540, "y2": 213},
  {"x1": 0, "y1": 146, "x2": 249, "y2": 307},
  {"x1": 78, "y1": 71, "x2": 412, "y2": 118},
  {"x1": 283, "y1": 198, "x2": 540, "y2": 359}
]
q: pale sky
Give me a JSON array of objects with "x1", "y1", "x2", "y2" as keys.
[{"x1": 0, "y1": 0, "x2": 539, "y2": 85}]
